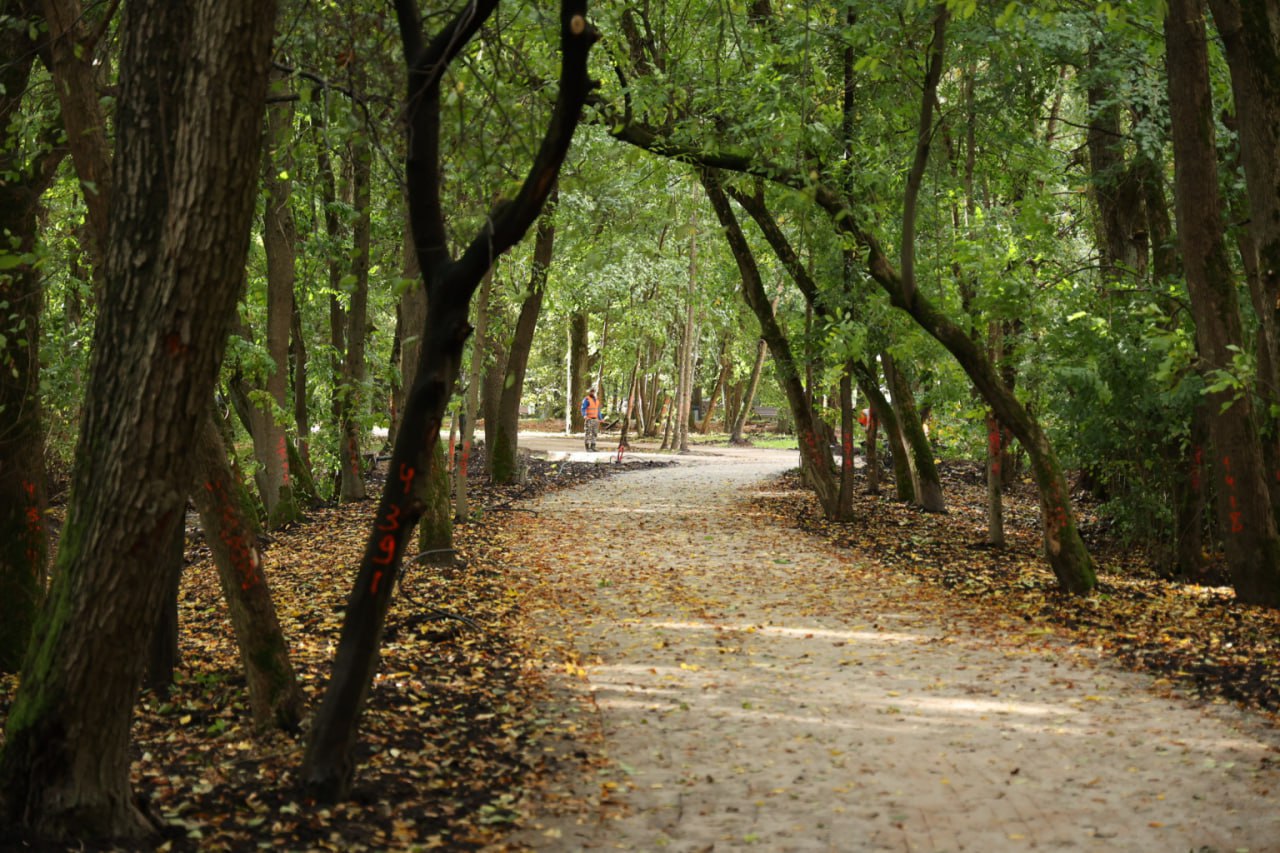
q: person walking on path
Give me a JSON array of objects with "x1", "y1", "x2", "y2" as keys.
[{"x1": 580, "y1": 388, "x2": 602, "y2": 451}]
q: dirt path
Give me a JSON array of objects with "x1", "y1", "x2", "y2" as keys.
[{"x1": 502, "y1": 449, "x2": 1280, "y2": 852}]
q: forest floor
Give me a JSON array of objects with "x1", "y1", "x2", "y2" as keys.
[{"x1": 1, "y1": 431, "x2": 1278, "y2": 851}]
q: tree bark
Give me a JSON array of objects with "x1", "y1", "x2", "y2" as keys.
[
  {"x1": 145, "y1": 522, "x2": 185, "y2": 695},
  {"x1": 0, "y1": 0, "x2": 277, "y2": 837},
  {"x1": 492, "y1": 193, "x2": 556, "y2": 483},
  {"x1": 1166, "y1": 0, "x2": 1280, "y2": 606},
  {"x1": 457, "y1": 269, "x2": 491, "y2": 519},
  {"x1": 0, "y1": 5, "x2": 59, "y2": 674},
  {"x1": 731, "y1": 338, "x2": 768, "y2": 444},
  {"x1": 701, "y1": 171, "x2": 840, "y2": 516},
  {"x1": 883, "y1": 352, "x2": 945, "y2": 512},
  {"x1": 301, "y1": 0, "x2": 596, "y2": 800},
  {"x1": 191, "y1": 412, "x2": 304, "y2": 731},
  {"x1": 568, "y1": 310, "x2": 589, "y2": 433},
  {"x1": 337, "y1": 138, "x2": 372, "y2": 502},
  {"x1": 38, "y1": 0, "x2": 113, "y2": 284},
  {"x1": 260, "y1": 70, "x2": 303, "y2": 526}
]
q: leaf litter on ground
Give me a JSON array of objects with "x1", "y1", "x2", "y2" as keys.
[
  {"x1": 750, "y1": 461, "x2": 1280, "y2": 720},
  {"x1": 4, "y1": 448, "x2": 1278, "y2": 851},
  {"x1": 0, "y1": 451, "x2": 667, "y2": 853}
]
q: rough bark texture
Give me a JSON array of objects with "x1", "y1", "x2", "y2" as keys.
[
  {"x1": 457, "y1": 269, "x2": 490, "y2": 519},
  {"x1": 569, "y1": 311, "x2": 588, "y2": 433},
  {"x1": 301, "y1": 0, "x2": 596, "y2": 800},
  {"x1": 39, "y1": 0, "x2": 112, "y2": 281},
  {"x1": 259, "y1": 74, "x2": 303, "y2": 527},
  {"x1": 883, "y1": 351, "x2": 945, "y2": 512},
  {"x1": 191, "y1": 413, "x2": 303, "y2": 731},
  {"x1": 492, "y1": 196, "x2": 555, "y2": 483},
  {"x1": 338, "y1": 140, "x2": 372, "y2": 502},
  {"x1": 1166, "y1": 0, "x2": 1280, "y2": 607},
  {"x1": 0, "y1": 0, "x2": 277, "y2": 838},
  {"x1": 1209, "y1": 0, "x2": 1280, "y2": 506}
]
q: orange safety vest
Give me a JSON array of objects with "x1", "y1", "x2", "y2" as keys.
[{"x1": 583, "y1": 396, "x2": 600, "y2": 419}]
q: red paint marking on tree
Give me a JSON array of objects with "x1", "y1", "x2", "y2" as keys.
[
  {"x1": 21, "y1": 479, "x2": 35, "y2": 498},
  {"x1": 461, "y1": 441, "x2": 470, "y2": 479},
  {"x1": 377, "y1": 505, "x2": 401, "y2": 532},
  {"x1": 164, "y1": 333, "x2": 186, "y2": 357},
  {"x1": 398, "y1": 463, "x2": 415, "y2": 495},
  {"x1": 1231, "y1": 511, "x2": 1245, "y2": 533},
  {"x1": 277, "y1": 435, "x2": 290, "y2": 484},
  {"x1": 372, "y1": 534, "x2": 396, "y2": 565},
  {"x1": 370, "y1": 570, "x2": 384, "y2": 595},
  {"x1": 448, "y1": 435, "x2": 456, "y2": 472},
  {"x1": 1226, "y1": 474, "x2": 1237, "y2": 489},
  {"x1": 1230, "y1": 494, "x2": 1239, "y2": 510},
  {"x1": 1223, "y1": 455, "x2": 1232, "y2": 471},
  {"x1": 208, "y1": 477, "x2": 261, "y2": 590}
]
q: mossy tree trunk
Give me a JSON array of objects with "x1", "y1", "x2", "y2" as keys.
[
  {"x1": 0, "y1": 0, "x2": 277, "y2": 838},
  {"x1": 191, "y1": 412, "x2": 304, "y2": 731}
]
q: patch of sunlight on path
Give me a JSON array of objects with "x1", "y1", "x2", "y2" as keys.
[{"x1": 504, "y1": 453, "x2": 1280, "y2": 853}]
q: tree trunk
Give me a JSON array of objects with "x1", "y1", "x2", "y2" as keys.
[
  {"x1": 859, "y1": 368, "x2": 914, "y2": 504},
  {"x1": 145, "y1": 522, "x2": 185, "y2": 696},
  {"x1": 337, "y1": 139, "x2": 372, "y2": 502},
  {"x1": 0, "y1": 0, "x2": 277, "y2": 837},
  {"x1": 191, "y1": 412, "x2": 304, "y2": 731},
  {"x1": 38, "y1": 0, "x2": 112, "y2": 285},
  {"x1": 883, "y1": 352, "x2": 945, "y2": 512},
  {"x1": 677, "y1": 211, "x2": 697, "y2": 453},
  {"x1": 301, "y1": 0, "x2": 596, "y2": 800},
  {"x1": 701, "y1": 172, "x2": 840, "y2": 515},
  {"x1": 837, "y1": 366, "x2": 855, "y2": 519},
  {"x1": 1209, "y1": 0, "x2": 1280, "y2": 503},
  {"x1": 492, "y1": 194, "x2": 556, "y2": 483},
  {"x1": 0, "y1": 8, "x2": 58, "y2": 674},
  {"x1": 731, "y1": 338, "x2": 767, "y2": 444},
  {"x1": 699, "y1": 340, "x2": 731, "y2": 434},
  {"x1": 291, "y1": 292, "x2": 312, "y2": 474},
  {"x1": 568, "y1": 310, "x2": 588, "y2": 433},
  {"x1": 985, "y1": 412, "x2": 1006, "y2": 546},
  {"x1": 1166, "y1": 0, "x2": 1280, "y2": 606},
  {"x1": 259, "y1": 71, "x2": 303, "y2": 527},
  {"x1": 457, "y1": 269, "x2": 491, "y2": 520}
]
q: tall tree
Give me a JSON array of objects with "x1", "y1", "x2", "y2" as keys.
[
  {"x1": 0, "y1": 0, "x2": 64, "y2": 673},
  {"x1": 1165, "y1": 0, "x2": 1280, "y2": 606},
  {"x1": 301, "y1": 0, "x2": 597, "y2": 800},
  {"x1": 491, "y1": 191, "x2": 557, "y2": 483},
  {"x1": 0, "y1": 0, "x2": 278, "y2": 838}
]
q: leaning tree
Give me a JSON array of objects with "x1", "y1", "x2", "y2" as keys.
[{"x1": 301, "y1": 0, "x2": 598, "y2": 799}]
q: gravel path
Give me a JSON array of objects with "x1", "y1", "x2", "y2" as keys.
[{"x1": 503, "y1": 449, "x2": 1280, "y2": 852}]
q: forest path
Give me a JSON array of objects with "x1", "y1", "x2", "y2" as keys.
[{"x1": 501, "y1": 450, "x2": 1280, "y2": 852}]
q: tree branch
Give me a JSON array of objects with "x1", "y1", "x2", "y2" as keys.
[{"x1": 900, "y1": 4, "x2": 949, "y2": 307}]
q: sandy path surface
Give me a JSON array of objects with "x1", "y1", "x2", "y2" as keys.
[{"x1": 503, "y1": 448, "x2": 1280, "y2": 852}]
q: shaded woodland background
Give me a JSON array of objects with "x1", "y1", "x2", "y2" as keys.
[{"x1": 3, "y1": 0, "x2": 1280, "y2": 846}]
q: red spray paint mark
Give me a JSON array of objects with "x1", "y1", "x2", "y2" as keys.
[
  {"x1": 460, "y1": 441, "x2": 471, "y2": 479},
  {"x1": 372, "y1": 535, "x2": 396, "y2": 566},
  {"x1": 986, "y1": 416, "x2": 1002, "y2": 475},
  {"x1": 1190, "y1": 445, "x2": 1203, "y2": 492},
  {"x1": 206, "y1": 478, "x2": 261, "y2": 590},
  {"x1": 277, "y1": 435, "x2": 290, "y2": 484},
  {"x1": 1220, "y1": 456, "x2": 1244, "y2": 534},
  {"x1": 370, "y1": 570, "x2": 384, "y2": 595},
  {"x1": 378, "y1": 505, "x2": 401, "y2": 532},
  {"x1": 398, "y1": 464, "x2": 415, "y2": 495}
]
